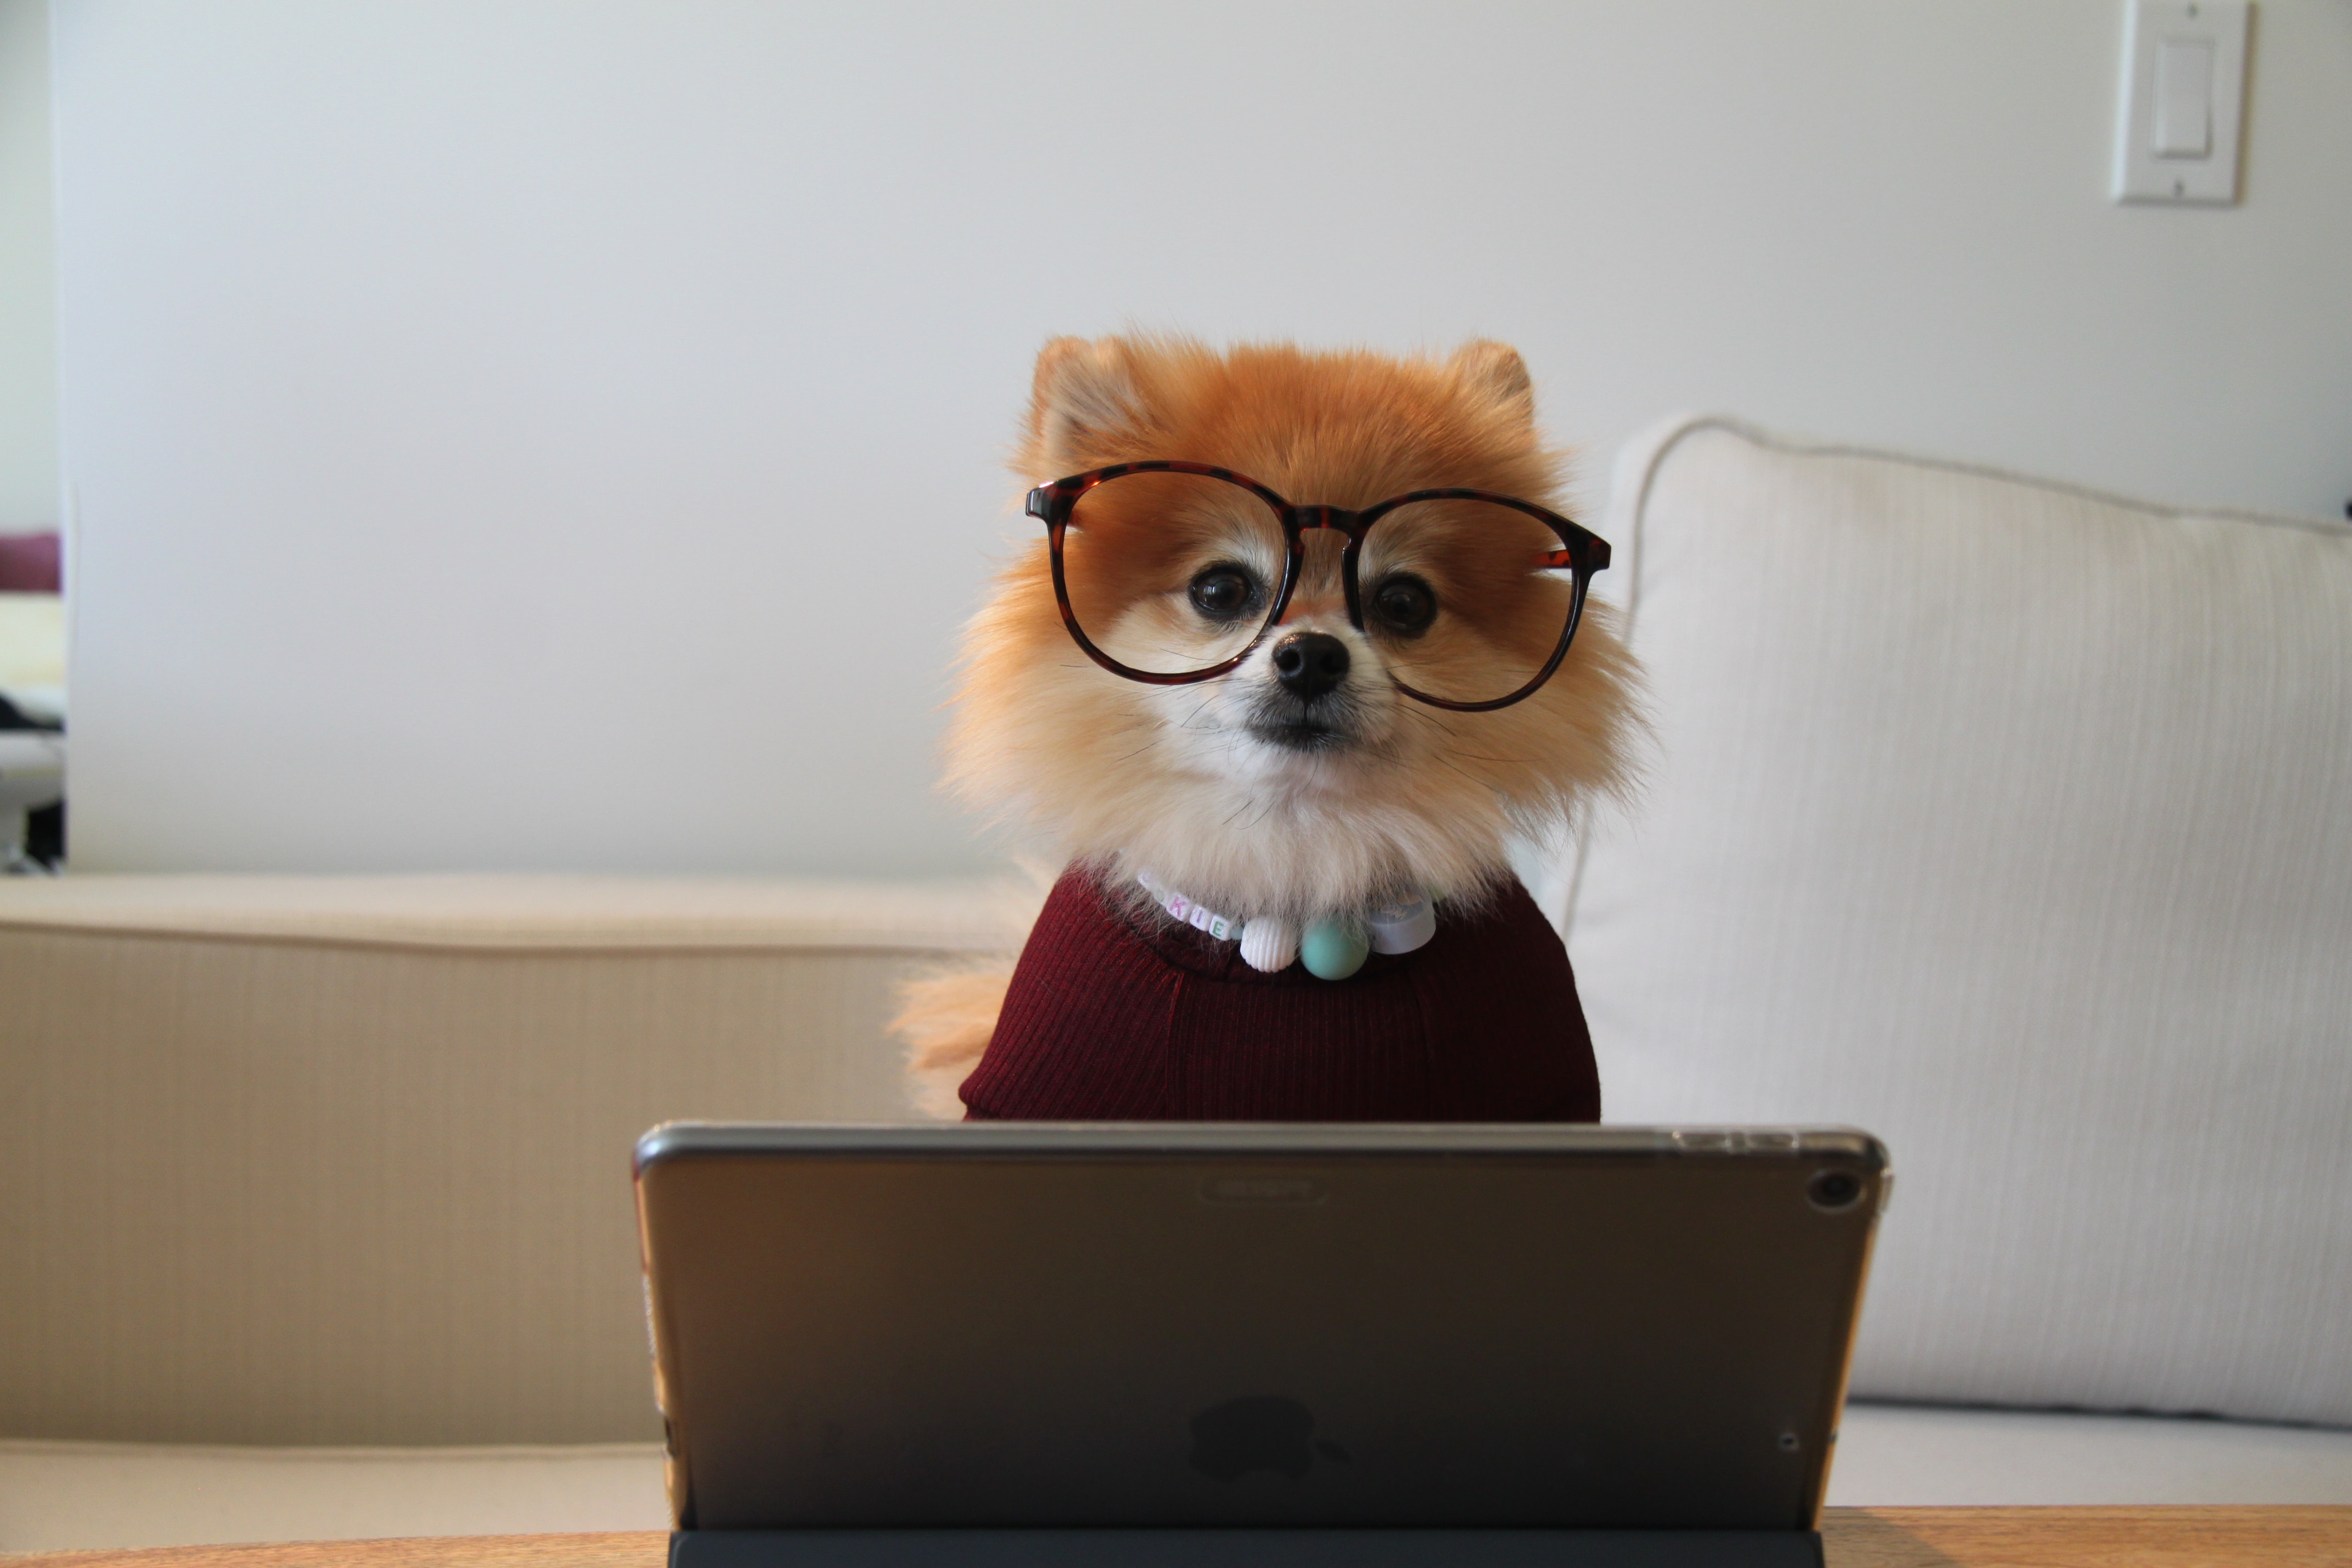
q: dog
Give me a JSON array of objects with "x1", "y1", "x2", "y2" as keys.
[{"x1": 896, "y1": 334, "x2": 1640, "y2": 1120}]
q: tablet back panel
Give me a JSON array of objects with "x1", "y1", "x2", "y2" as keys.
[{"x1": 634, "y1": 1124, "x2": 1885, "y2": 1532}]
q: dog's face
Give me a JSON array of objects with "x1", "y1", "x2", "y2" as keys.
[{"x1": 948, "y1": 335, "x2": 1639, "y2": 921}]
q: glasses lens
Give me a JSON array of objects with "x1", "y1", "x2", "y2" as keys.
[
  {"x1": 1360, "y1": 497, "x2": 1583, "y2": 707},
  {"x1": 1060, "y1": 471, "x2": 1287, "y2": 677}
]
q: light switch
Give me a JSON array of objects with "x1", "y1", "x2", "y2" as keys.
[
  {"x1": 2152, "y1": 37, "x2": 2213, "y2": 157},
  {"x1": 2113, "y1": 0, "x2": 2249, "y2": 204}
]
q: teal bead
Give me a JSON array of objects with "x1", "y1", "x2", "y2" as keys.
[{"x1": 1299, "y1": 918, "x2": 1370, "y2": 981}]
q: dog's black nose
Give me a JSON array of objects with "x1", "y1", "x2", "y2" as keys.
[{"x1": 1273, "y1": 632, "x2": 1350, "y2": 702}]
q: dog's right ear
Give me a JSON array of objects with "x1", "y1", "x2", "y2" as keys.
[
  {"x1": 1448, "y1": 340, "x2": 1537, "y2": 434},
  {"x1": 1028, "y1": 336, "x2": 1150, "y2": 476}
]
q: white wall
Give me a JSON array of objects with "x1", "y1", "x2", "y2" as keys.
[
  {"x1": 52, "y1": 0, "x2": 2352, "y2": 874},
  {"x1": 0, "y1": 0, "x2": 57, "y2": 538}
]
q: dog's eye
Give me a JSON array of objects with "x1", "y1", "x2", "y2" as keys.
[
  {"x1": 1188, "y1": 565, "x2": 1260, "y2": 623},
  {"x1": 1369, "y1": 574, "x2": 1437, "y2": 636}
]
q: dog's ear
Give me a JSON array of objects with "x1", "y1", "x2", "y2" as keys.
[
  {"x1": 1449, "y1": 340, "x2": 1535, "y2": 431},
  {"x1": 1029, "y1": 336, "x2": 1150, "y2": 475}
]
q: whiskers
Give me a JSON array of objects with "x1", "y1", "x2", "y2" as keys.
[
  {"x1": 1393, "y1": 703, "x2": 1512, "y2": 767},
  {"x1": 1176, "y1": 686, "x2": 1229, "y2": 735},
  {"x1": 1221, "y1": 791, "x2": 1277, "y2": 831}
]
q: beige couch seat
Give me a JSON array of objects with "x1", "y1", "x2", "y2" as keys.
[
  {"x1": 1, "y1": 873, "x2": 1037, "y2": 1453},
  {"x1": 5, "y1": 868, "x2": 2350, "y2": 1552}
]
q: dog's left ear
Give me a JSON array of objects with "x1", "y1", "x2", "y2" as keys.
[{"x1": 1449, "y1": 340, "x2": 1536, "y2": 431}]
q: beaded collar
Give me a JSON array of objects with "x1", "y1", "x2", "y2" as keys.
[{"x1": 1132, "y1": 869, "x2": 1436, "y2": 958}]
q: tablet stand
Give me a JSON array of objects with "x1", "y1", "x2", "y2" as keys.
[{"x1": 669, "y1": 1527, "x2": 1825, "y2": 1567}]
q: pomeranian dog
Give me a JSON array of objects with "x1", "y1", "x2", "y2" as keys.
[{"x1": 897, "y1": 335, "x2": 1639, "y2": 1121}]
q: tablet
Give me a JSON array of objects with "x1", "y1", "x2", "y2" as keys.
[{"x1": 634, "y1": 1123, "x2": 1885, "y2": 1556}]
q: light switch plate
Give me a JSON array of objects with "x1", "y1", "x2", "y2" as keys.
[{"x1": 2114, "y1": 0, "x2": 2249, "y2": 204}]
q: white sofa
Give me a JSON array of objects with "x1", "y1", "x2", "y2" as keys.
[{"x1": 4, "y1": 419, "x2": 2348, "y2": 1552}]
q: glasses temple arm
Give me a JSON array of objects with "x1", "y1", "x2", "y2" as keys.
[{"x1": 1534, "y1": 539, "x2": 1611, "y2": 571}]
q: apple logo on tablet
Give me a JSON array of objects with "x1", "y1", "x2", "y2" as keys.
[{"x1": 1189, "y1": 1396, "x2": 1351, "y2": 1481}]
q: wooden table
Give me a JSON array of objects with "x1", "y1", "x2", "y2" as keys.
[{"x1": 12, "y1": 1510, "x2": 2352, "y2": 1567}]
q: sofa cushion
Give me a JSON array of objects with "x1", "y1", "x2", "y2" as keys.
[
  {"x1": 1563, "y1": 417, "x2": 2352, "y2": 1425},
  {"x1": 0, "y1": 874, "x2": 1037, "y2": 1447}
]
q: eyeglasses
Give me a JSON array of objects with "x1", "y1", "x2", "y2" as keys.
[{"x1": 1027, "y1": 461, "x2": 1611, "y2": 712}]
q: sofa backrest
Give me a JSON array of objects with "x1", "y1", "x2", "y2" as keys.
[
  {"x1": 1563, "y1": 416, "x2": 2352, "y2": 1426},
  {"x1": 0, "y1": 875, "x2": 1032, "y2": 1444}
]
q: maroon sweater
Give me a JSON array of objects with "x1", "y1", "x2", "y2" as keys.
[{"x1": 961, "y1": 870, "x2": 1599, "y2": 1122}]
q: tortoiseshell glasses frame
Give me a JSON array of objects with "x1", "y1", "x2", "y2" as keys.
[{"x1": 1025, "y1": 460, "x2": 1612, "y2": 713}]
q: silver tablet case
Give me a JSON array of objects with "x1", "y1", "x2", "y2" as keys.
[{"x1": 634, "y1": 1124, "x2": 1886, "y2": 1535}]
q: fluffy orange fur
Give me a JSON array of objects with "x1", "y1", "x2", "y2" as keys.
[{"x1": 895, "y1": 335, "x2": 1641, "y2": 1115}]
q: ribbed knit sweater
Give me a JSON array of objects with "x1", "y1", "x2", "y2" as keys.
[{"x1": 960, "y1": 869, "x2": 1599, "y2": 1122}]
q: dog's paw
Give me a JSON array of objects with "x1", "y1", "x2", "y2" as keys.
[{"x1": 1239, "y1": 918, "x2": 1298, "y2": 973}]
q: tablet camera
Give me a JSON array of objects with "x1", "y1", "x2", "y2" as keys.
[{"x1": 1807, "y1": 1169, "x2": 1865, "y2": 1212}]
